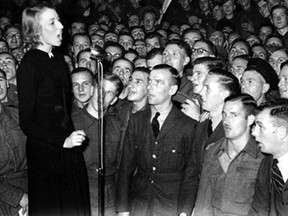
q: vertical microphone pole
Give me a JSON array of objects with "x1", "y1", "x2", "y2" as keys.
[{"x1": 90, "y1": 45, "x2": 106, "y2": 216}]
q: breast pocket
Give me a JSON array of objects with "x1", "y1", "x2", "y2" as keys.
[
  {"x1": 234, "y1": 166, "x2": 259, "y2": 203},
  {"x1": 161, "y1": 143, "x2": 184, "y2": 171}
]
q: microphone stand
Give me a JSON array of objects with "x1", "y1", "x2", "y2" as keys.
[{"x1": 90, "y1": 45, "x2": 106, "y2": 216}]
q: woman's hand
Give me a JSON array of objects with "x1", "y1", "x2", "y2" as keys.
[
  {"x1": 63, "y1": 130, "x2": 86, "y2": 148},
  {"x1": 19, "y1": 193, "x2": 28, "y2": 215}
]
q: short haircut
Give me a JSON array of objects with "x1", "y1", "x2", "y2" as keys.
[
  {"x1": 125, "y1": 48, "x2": 139, "y2": 56},
  {"x1": 104, "y1": 41, "x2": 125, "y2": 54},
  {"x1": 76, "y1": 48, "x2": 91, "y2": 62},
  {"x1": 133, "y1": 67, "x2": 150, "y2": 76},
  {"x1": 130, "y1": 26, "x2": 144, "y2": 33},
  {"x1": 280, "y1": 60, "x2": 288, "y2": 70},
  {"x1": 257, "y1": 98, "x2": 288, "y2": 128},
  {"x1": 209, "y1": 68, "x2": 241, "y2": 97},
  {"x1": 265, "y1": 34, "x2": 284, "y2": 46},
  {"x1": 271, "y1": 47, "x2": 288, "y2": 58},
  {"x1": 182, "y1": 29, "x2": 202, "y2": 40},
  {"x1": 259, "y1": 23, "x2": 275, "y2": 33},
  {"x1": 71, "y1": 67, "x2": 96, "y2": 85},
  {"x1": 118, "y1": 32, "x2": 134, "y2": 41},
  {"x1": 194, "y1": 39, "x2": 217, "y2": 56},
  {"x1": 0, "y1": 51, "x2": 17, "y2": 65},
  {"x1": 104, "y1": 73, "x2": 123, "y2": 97},
  {"x1": 146, "y1": 47, "x2": 164, "y2": 61},
  {"x1": 152, "y1": 64, "x2": 180, "y2": 87},
  {"x1": 4, "y1": 24, "x2": 22, "y2": 37},
  {"x1": 230, "y1": 38, "x2": 251, "y2": 56},
  {"x1": 112, "y1": 57, "x2": 134, "y2": 71},
  {"x1": 271, "y1": 5, "x2": 288, "y2": 16},
  {"x1": 225, "y1": 93, "x2": 257, "y2": 118},
  {"x1": 145, "y1": 32, "x2": 161, "y2": 41},
  {"x1": 165, "y1": 39, "x2": 192, "y2": 58},
  {"x1": 192, "y1": 57, "x2": 228, "y2": 71},
  {"x1": 71, "y1": 33, "x2": 90, "y2": 44}
]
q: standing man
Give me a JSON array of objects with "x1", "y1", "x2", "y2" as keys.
[
  {"x1": 194, "y1": 69, "x2": 241, "y2": 172},
  {"x1": 72, "y1": 73, "x2": 123, "y2": 216},
  {"x1": 162, "y1": 39, "x2": 194, "y2": 103},
  {"x1": 116, "y1": 64, "x2": 199, "y2": 216},
  {"x1": 249, "y1": 99, "x2": 288, "y2": 215},
  {"x1": 194, "y1": 94, "x2": 264, "y2": 215}
]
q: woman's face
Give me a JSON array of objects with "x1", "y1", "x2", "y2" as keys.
[{"x1": 38, "y1": 8, "x2": 63, "y2": 48}]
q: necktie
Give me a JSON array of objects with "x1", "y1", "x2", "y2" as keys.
[
  {"x1": 207, "y1": 119, "x2": 213, "y2": 137},
  {"x1": 271, "y1": 159, "x2": 285, "y2": 193},
  {"x1": 151, "y1": 112, "x2": 160, "y2": 137}
]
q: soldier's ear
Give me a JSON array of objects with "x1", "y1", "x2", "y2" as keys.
[
  {"x1": 110, "y1": 96, "x2": 118, "y2": 106},
  {"x1": 277, "y1": 125, "x2": 287, "y2": 140},
  {"x1": 247, "y1": 114, "x2": 255, "y2": 126},
  {"x1": 169, "y1": 84, "x2": 178, "y2": 96}
]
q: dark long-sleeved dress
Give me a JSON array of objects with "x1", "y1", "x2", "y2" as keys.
[{"x1": 16, "y1": 49, "x2": 90, "y2": 216}]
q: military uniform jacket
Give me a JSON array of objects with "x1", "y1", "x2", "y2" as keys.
[{"x1": 116, "y1": 105, "x2": 199, "y2": 216}]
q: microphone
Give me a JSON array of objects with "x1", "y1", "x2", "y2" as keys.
[{"x1": 90, "y1": 45, "x2": 106, "y2": 61}]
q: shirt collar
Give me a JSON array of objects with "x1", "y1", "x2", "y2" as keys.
[{"x1": 214, "y1": 136, "x2": 259, "y2": 159}]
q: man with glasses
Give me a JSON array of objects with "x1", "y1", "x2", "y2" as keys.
[
  {"x1": 191, "y1": 39, "x2": 216, "y2": 63},
  {"x1": 72, "y1": 73, "x2": 123, "y2": 216},
  {"x1": 4, "y1": 25, "x2": 22, "y2": 50},
  {"x1": 104, "y1": 42, "x2": 125, "y2": 63}
]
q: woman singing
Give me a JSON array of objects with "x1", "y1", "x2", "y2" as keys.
[{"x1": 17, "y1": 2, "x2": 90, "y2": 215}]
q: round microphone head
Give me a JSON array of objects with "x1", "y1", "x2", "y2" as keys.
[{"x1": 90, "y1": 45, "x2": 106, "y2": 61}]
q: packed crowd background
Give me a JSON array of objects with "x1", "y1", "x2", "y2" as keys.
[{"x1": 1, "y1": 0, "x2": 288, "y2": 215}]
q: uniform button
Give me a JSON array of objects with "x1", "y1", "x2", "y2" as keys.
[
  {"x1": 152, "y1": 154, "x2": 157, "y2": 159},
  {"x1": 155, "y1": 141, "x2": 158, "y2": 145},
  {"x1": 151, "y1": 180, "x2": 154, "y2": 183},
  {"x1": 152, "y1": 166, "x2": 156, "y2": 171}
]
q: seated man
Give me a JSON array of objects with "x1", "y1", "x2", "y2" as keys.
[
  {"x1": 72, "y1": 73, "x2": 123, "y2": 216},
  {"x1": 194, "y1": 94, "x2": 264, "y2": 215},
  {"x1": 0, "y1": 69, "x2": 28, "y2": 215}
]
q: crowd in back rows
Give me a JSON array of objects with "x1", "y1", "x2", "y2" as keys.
[{"x1": 2, "y1": 0, "x2": 288, "y2": 215}]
